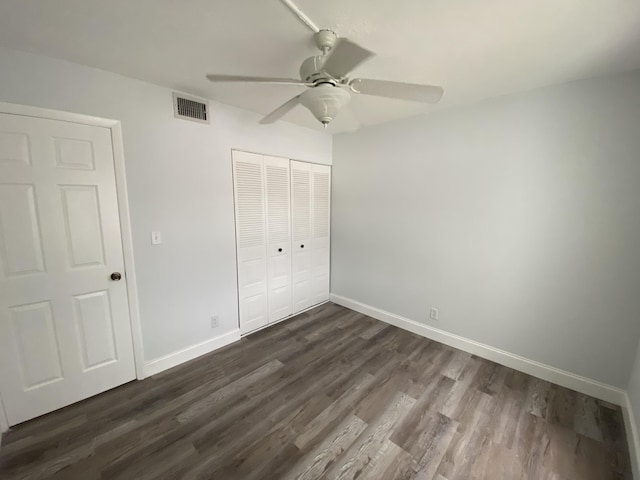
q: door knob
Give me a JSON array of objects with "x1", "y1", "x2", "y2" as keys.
[
  {"x1": 301, "y1": 244, "x2": 305, "y2": 248},
  {"x1": 110, "y1": 272, "x2": 122, "y2": 281},
  {"x1": 278, "y1": 248, "x2": 283, "y2": 252}
]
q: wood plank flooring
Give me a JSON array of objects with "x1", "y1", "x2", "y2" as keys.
[{"x1": 0, "y1": 303, "x2": 632, "y2": 479}]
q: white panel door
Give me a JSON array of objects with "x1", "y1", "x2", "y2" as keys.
[
  {"x1": 290, "y1": 160, "x2": 313, "y2": 314},
  {"x1": 0, "y1": 113, "x2": 135, "y2": 426},
  {"x1": 311, "y1": 164, "x2": 331, "y2": 305},
  {"x1": 264, "y1": 156, "x2": 292, "y2": 322},
  {"x1": 232, "y1": 151, "x2": 269, "y2": 334}
]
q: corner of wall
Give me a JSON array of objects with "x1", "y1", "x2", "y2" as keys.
[
  {"x1": 0, "y1": 393, "x2": 9, "y2": 434},
  {"x1": 623, "y1": 393, "x2": 640, "y2": 479}
]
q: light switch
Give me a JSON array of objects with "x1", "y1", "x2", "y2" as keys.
[{"x1": 151, "y1": 231, "x2": 162, "y2": 245}]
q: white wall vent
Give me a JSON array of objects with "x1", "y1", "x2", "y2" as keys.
[{"x1": 173, "y1": 92, "x2": 209, "y2": 124}]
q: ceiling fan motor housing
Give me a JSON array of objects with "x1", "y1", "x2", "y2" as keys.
[
  {"x1": 300, "y1": 29, "x2": 340, "y2": 84},
  {"x1": 300, "y1": 55, "x2": 335, "y2": 84}
]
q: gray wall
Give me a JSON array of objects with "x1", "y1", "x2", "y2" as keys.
[
  {"x1": 332, "y1": 71, "x2": 640, "y2": 387},
  {"x1": 0, "y1": 46, "x2": 332, "y2": 363}
]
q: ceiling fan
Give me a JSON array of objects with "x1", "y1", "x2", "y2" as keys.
[{"x1": 206, "y1": 0, "x2": 444, "y2": 128}]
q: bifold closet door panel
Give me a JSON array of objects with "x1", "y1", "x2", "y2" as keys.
[
  {"x1": 312, "y1": 164, "x2": 331, "y2": 304},
  {"x1": 290, "y1": 161, "x2": 313, "y2": 314},
  {"x1": 264, "y1": 155, "x2": 292, "y2": 322},
  {"x1": 232, "y1": 151, "x2": 269, "y2": 334}
]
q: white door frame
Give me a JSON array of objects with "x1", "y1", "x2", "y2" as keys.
[{"x1": 0, "y1": 102, "x2": 146, "y2": 432}]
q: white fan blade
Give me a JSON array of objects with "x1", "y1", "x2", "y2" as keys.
[
  {"x1": 260, "y1": 95, "x2": 301, "y2": 124},
  {"x1": 322, "y1": 39, "x2": 374, "y2": 79},
  {"x1": 280, "y1": 0, "x2": 320, "y2": 33},
  {"x1": 207, "y1": 74, "x2": 309, "y2": 86},
  {"x1": 349, "y1": 78, "x2": 443, "y2": 103}
]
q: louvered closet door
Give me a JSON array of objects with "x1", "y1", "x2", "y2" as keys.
[
  {"x1": 291, "y1": 161, "x2": 313, "y2": 313},
  {"x1": 264, "y1": 156, "x2": 292, "y2": 322},
  {"x1": 312, "y1": 164, "x2": 331, "y2": 304},
  {"x1": 232, "y1": 151, "x2": 268, "y2": 334}
]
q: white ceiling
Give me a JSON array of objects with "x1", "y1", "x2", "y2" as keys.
[{"x1": 1, "y1": 0, "x2": 639, "y2": 133}]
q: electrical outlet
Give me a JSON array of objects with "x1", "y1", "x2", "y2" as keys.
[
  {"x1": 429, "y1": 307, "x2": 439, "y2": 321},
  {"x1": 211, "y1": 316, "x2": 219, "y2": 328}
]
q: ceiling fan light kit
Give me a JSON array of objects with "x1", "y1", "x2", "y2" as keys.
[
  {"x1": 206, "y1": 0, "x2": 444, "y2": 128},
  {"x1": 300, "y1": 84, "x2": 350, "y2": 127}
]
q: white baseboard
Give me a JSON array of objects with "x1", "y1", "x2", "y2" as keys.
[
  {"x1": 623, "y1": 393, "x2": 640, "y2": 479},
  {"x1": 330, "y1": 294, "x2": 626, "y2": 405},
  {"x1": 144, "y1": 329, "x2": 241, "y2": 377},
  {"x1": 242, "y1": 300, "x2": 330, "y2": 337}
]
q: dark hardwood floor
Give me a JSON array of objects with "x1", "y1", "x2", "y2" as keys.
[{"x1": 0, "y1": 303, "x2": 632, "y2": 479}]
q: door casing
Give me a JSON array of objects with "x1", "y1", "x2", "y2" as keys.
[{"x1": 0, "y1": 102, "x2": 145, "y2": 433}]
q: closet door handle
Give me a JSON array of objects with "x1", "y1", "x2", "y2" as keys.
[
  {"x1": 300, "y1": 244, "x2": 305, "y2": 248},
  {"x1": 278, "y1": 248, "x2": 283, "y2": 252}
]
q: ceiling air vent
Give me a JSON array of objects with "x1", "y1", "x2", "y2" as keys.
[{"x1": 173, "y1": 92, "x2": 209, "y2": 124}]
